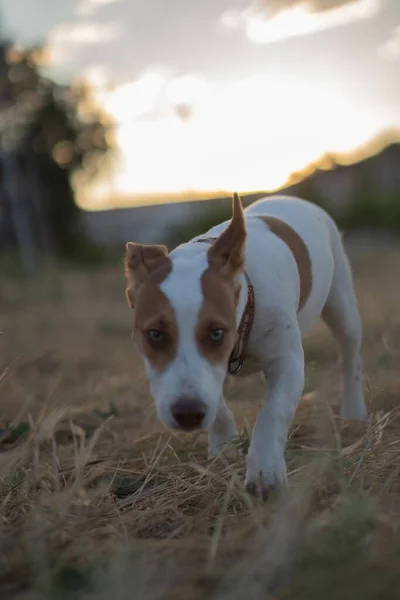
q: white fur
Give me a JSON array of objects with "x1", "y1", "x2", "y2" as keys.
[
  {"x1": 143, "y1": 195, "x2": 367, "y2": 497},
  {"x1": 149, "y1": 255, "x2": 225, "y2": 430}
]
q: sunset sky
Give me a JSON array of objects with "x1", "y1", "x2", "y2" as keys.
[{"x1": 2, "y1": 0, "x2": 400, "y2": 208}]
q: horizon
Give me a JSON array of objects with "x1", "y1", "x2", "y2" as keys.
[
  {"x1": 2, "y1": 0, "x2": 400, "y2": 209},
  {"x1": 78, "y1": 126, "x2": 400, "y2": 211}
]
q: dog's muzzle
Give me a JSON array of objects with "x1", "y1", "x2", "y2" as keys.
[{"x1": 171, "y1": 397, "x2": 207, "y2": 430}]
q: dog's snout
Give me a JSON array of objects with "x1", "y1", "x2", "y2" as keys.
[{"x1": 171, "y1": 397, "x2": 207, "y2": 430}]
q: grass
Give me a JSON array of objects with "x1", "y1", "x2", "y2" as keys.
[{"x1": 1, "y1": 241, "x2": 400, "y2": 599}]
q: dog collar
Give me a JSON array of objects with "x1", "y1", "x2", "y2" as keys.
[{"x1": 194, "y1": 237, "x2": 255, "y2": 375}]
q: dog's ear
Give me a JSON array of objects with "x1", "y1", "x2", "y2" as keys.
[
  {"x1": 124, "y1": 243, "x2": 169, "y2": 308},
  {"x1": 207, "y1": 192, "x2": 246, "y2": 278}
]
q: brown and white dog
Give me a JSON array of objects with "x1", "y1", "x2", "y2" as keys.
[{"x1": 124, "y1": 193, "x2": 367, "y2": 498}]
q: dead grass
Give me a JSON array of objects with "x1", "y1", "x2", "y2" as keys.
[{"x1": 1, "y1": 243, "x2": 400, "y2": 599}]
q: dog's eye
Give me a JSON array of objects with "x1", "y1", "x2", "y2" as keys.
[
  {"x1": 146, "y1": 329, "x2": 164, "y2": 343},
  {"x1": 209, "y1": 328, "x2": 224, "y2": 343}
]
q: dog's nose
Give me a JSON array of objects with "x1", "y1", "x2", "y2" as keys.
[{"x1": 171, "y1": 397, "x2": 207, "y2": 430}]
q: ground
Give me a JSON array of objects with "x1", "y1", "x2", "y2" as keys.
[{"x1": 1, "y1": 241, "x2": 400, "y2": 599}]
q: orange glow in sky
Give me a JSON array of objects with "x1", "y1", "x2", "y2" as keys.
[
  {"x1": 84, "y1": 71, "x2": 392, "y2": 209},
  {"x1": 3, "y1": 0, "x2": 399, "y2": 210}
]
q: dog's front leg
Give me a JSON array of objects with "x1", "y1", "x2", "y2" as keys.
[
  {"x1": 208, "y1": 397, "x2": 239, "y2": 459},
  {"x1": 245, "y1": 321, "x2": 304, "y2": 500}
]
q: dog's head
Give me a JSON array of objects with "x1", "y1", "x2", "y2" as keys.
[{"x1": 124, "y1": 193, "x2": 247, "y2": 431}]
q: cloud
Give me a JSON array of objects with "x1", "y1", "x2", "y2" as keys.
[
  {"x1": 39, "y1": 0, "x2": 241, "y2": 82},
  {"x1": 221, "y1": 0, "x2": 382, "y2": 44},
  {"x1": 104, "y1": 68, "x2": 169, "y2": 121},
  {"x1": 47, "y1": 22, "x2": 121, "y2": 65},
  {"x1": 256, "y1": 0, "x2": 369, "y2": 15},
  {"x1": 49, "y1": 22, "x2": 120, "y2": 45},
  {"x1": 378, "y1": 25, "x2": 400, "y2": 61},
  {"x1": 75, "y1": 0, "x2": 121, "y2": 17},
  {"x1": 165, "y1": 74, "x2": 211, "y2": 106},
  {"x1": 80, "y1": 64, "x2": 111, "y2": 87}
]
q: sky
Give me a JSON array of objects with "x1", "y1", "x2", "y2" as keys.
[{"x1": 1, "y1": 0, "x2": 400, "y2": 208}]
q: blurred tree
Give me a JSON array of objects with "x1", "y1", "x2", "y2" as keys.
[{"x1": 0, "y1": 40, "x2": 114, "y2": 267}]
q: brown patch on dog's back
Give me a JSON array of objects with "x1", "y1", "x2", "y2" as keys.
[
  {"x1": 196, "y1": 267, "x2": 239, "y2": 365},
  {"x1": 133, "y1": 260, "x2": 177, "y2": 373},
  {"x1": 258, "y1": 216, "x2": 312, "y2": 311}
]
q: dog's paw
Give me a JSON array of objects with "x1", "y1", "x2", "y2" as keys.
[{"x1": 244, "y1": 449, "x2": 288, "y2": 501}]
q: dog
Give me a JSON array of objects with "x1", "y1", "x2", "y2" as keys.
[{"x1": 124, "y1": 193, "x2": 367, "y2": 499}]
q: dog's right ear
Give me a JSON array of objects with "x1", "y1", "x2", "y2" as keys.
[
  {"x1": 207, "y1": 192, "x2": 246, "y2": 279},
  {"x1": 124, "y1": 243, "x2": 169, "y2": 308}
]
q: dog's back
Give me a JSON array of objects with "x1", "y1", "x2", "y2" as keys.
[{"x1": 242, "y1": 195, "x2": 337, "y2": 335}]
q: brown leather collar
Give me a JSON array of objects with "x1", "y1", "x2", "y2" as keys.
[{"x1": 194, "y1": 237, "x2": 255, "y2": 375}]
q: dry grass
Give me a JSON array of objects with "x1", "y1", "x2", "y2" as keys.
[{"x1": 1, "y1": 243, "x2": 400, "y2": 599}]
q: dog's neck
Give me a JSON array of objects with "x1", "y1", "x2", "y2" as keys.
[{"x1": 235, "y1": 269, "x2": 249, "y2": 330}]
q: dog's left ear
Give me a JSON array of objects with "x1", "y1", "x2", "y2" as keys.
[
  {"x1": 124, "y1": 243, "x2": 169, "y2": 308},
  {"x1": 207, "y1": 192, "x2": 246, "y2": 278}
]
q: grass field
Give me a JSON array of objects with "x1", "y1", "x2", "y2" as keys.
[{"x1": 1, "y1": 241, "x2": 400, "y2": 599}]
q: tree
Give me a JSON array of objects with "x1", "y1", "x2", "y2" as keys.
[{"x1": 0, "y1": 41, "x2": 114, "y2": 265}]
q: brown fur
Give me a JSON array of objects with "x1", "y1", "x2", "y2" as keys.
[
  {"x1": 125, "y1": 193, "x2": 247, "y2": 372},
  {"x1": 196, "y1": 193, "x2": 247, "y2": 365},
  {"x1": 133, "y1": 261, "x2": 177, "y2": 373},
  {"x1": 125, "y1": 243, "x2": 169, "y2": 308},
  {"x1": 197, "y1": 267, "x2": 239, "y2": 365},
  {"x1": 125, "y1": 244, "x2": 177, "y2": 372},
  {"x1": 258, "y1": 216, "x2": 312, "y2": 311},
  {"x1": 207, "y1": 193, "x2": 247, "y2": 278}
]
